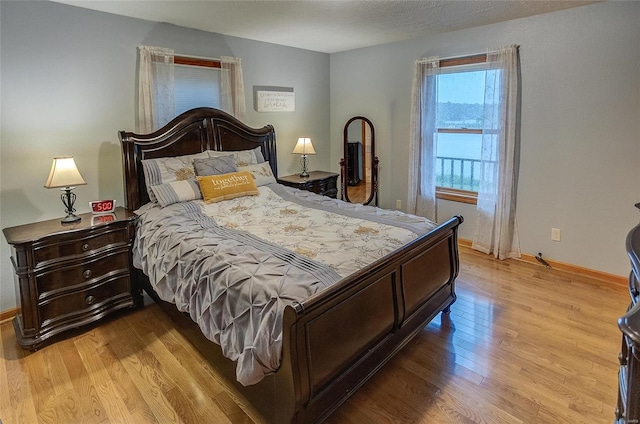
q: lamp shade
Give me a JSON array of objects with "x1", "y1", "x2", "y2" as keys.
[
  {"x1": 292, "y1": 137, "x2": 316, "y2": 155},
  {"x1": 44, "y1": 156, "x2": 87, "y2": 189}
]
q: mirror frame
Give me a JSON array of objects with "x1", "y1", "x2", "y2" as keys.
[{"x1": 340, "y1": 116, "x2": 378, "y2": 206}]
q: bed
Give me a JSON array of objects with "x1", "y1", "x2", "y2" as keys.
[{"x1": 119, "y1": 107, "x2": 463, "y2": 424}]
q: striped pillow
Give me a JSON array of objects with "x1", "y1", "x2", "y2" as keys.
[
  {"x1": 141, "y1": 152, "x2": 209, "y2": 202},
  {"x1": 150, "y1": 179, "x2": 202, "y2": 207}
]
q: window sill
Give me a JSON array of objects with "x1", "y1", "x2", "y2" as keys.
[{"x1": 436, "y1": 188, "x2": 477, "y2": 205}]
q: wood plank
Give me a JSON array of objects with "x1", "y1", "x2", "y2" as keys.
[
  {"x1": 140, "y1": 331, "x2": 233, "y2": 423},
  {"x1": 57, "y1": 334, "x2": 109, "y2": 423},
  {"x1": 75, "y1": 333, "x2": 132, "y2": 423},
  {"x1": 0, "y1": 321, "x2": 38, "y2": 424}
]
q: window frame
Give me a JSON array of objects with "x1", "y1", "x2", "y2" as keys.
[
  {"x1": 434, "y1": 54, "x2": 487, "y2": 205},
  {"x1": 174, "y1": 56, "x2": 221, "y2": 69}
]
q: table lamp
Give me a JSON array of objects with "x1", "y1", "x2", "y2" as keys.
[
  {"x1": 44, "y1": 156, "x2": 87, "y2": 223},
  {"x1": 292, "y1": 137, "x2": 316, "y2": 178}
]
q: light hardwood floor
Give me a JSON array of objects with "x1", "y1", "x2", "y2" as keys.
[{"x1": 0, "y1": 246, "x2": 629, "y2": 423}]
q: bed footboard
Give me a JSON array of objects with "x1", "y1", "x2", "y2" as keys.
[{"x1": 281, "y1": 215, "x2": 463, "y2": 423}]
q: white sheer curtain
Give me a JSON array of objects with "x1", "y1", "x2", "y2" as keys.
[
  {"x1": 407, "y1": 57, "x2": 439, "y2": 222},
  {"x1": 220, "y1": 56, "x2": 246, "y2": 120},
  {"x1": 137, "y1": 46, "x2": 175, "y2": 133},
  {"x1": 138, "y1": 48, "x2": 247, "y2": 131},
  {"x1": 472, "y1": 45, "x2": 521, "y2": 259}
]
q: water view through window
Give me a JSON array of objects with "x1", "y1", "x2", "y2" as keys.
[
  {"x1": 435, "y1": 69, "x2": 487, "y2": 191},
  {"x1": 436, "y1": 133, "x2": 482, "y2": 191}
]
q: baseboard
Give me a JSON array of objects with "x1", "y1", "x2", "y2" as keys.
[
  {"x1": 0, "y1": 307, "x2": 19, "y2": 324},
  {"x1": 458, "y1": 238, "x2": 627, "y2": 286}
]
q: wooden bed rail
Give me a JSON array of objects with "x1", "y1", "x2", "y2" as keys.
[
  {"x1": 295, "y1": 215, "x2": 463, "y2": 314},
  {"x1": 281, "y1": 215, "x2": 463, "y2": 423}
]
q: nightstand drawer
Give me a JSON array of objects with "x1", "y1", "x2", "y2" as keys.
[
  {"x1": 36, "y1": 249, "x2": 130, "y2": 299},
  {"x1": 34, "y1": 226, "x2": 129, "y2": 265},
  {"x1": 39, "y1": 275, "x2": 131, "y2": 328}
]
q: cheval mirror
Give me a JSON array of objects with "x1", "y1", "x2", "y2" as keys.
[{"x1": 340, "y1": 116, "x2": 378, "y2": 206}]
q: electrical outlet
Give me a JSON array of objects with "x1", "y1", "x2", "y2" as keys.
[
  {"x1": 396, "y1": 200, "x2": 402, "y2": 209},
  {"x1": 551, "y1": 228, "x2": 561, "y2": 242}
]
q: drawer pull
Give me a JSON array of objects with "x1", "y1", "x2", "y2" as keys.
[
  {"x1": 82, "y1": 243, "x2": 90, "y2": 251},
  {"x1": 620, "y1": 352, "x2": 628, "y2": 366},
  {"x1": 85, "y1": 295, "x2": 95, "y2": 305},
  {"x1": 83, "y1": 270, "x2": 92, "y2": 279}
]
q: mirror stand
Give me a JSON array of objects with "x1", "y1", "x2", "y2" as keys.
[{"x1": 340, "y1": 116, "x2": 379, "y2": 206}]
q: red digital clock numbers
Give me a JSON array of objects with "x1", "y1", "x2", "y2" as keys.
[
  {"x1": 89, "y1": 200, "x2": 116, "y2": 214},
  {"x1": 91, "y1": 214, "x2": 116, "y2": 225}
]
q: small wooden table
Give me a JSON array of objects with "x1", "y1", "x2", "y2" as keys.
[
  {"x1": 2, "y1": 207, "x2": 142, "y2": 350},
  {"x1": 277, "y1": 170, "x2": 339, "y2": 198}
]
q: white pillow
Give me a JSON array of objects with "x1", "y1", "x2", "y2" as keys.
[
  {"x1": 150, "y1": 179, "x2": 202, "y2": 207},
  {"x1": 208, "y1": 146, "x2": 263, "y2": 167},
  {"x1": 238, "y1": 162, "x2": 277, "y2": 187},
  {"x1": 253, "y1": 146, "x2": 266, "y2": 163}
]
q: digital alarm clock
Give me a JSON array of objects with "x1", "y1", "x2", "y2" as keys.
[{"x1": 89, "y1": 199, "x2": 116, "y2": 214}]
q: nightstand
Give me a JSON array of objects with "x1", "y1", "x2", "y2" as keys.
[
  {"x1": 2, "y1": 207, "x2": 142, "y2": 350},
  {"x1": 277, "y1": 171, "x2": 339, "y2": 198}
]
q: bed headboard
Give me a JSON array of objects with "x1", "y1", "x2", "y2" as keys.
[{"x1": 119, "y1": 107, "x2": 277, "y2": 211}]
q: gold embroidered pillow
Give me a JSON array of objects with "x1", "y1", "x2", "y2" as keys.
[{"x1": 197, "y1": 171, "x2": 259, "y2": 204}]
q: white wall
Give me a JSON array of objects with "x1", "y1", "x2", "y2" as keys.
[
  {"x1": 330, "y1": 1, "x2": 640, "y2": 277},
  {"x1": 0, "y1": 1, "x2": 330, "y2": 311}
]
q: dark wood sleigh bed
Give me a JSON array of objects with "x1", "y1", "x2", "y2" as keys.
[{"x1": 119, "y1": 107, "x2": 463, "y2": 424}]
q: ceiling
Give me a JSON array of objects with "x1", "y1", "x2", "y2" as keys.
[{"x1": 51, "y1": 0, "x2": 596, "y2": 54}]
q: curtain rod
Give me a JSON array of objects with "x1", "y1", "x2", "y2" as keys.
[
  {"x1": 434, "y1": 50, "x2": 493, "y2": 61},
  {"x1": 429, "y1": 45, "x2": 518, "y2": 61},
  {"x1": 416, "y1": 52, "x2": 489, "y2": 67}
]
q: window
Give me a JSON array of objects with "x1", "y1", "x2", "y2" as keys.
[
  {"x1": 409, "y1": 46, "x2": 520, "y2": 258},
  {"x1": 433, "y1": 54, "x2": 494, "y2": 204},
  {"x1": 138, "y1": 46, "x2": 245, "y2": 133},
  {"x1": 174, "y1": 56, "x2": 222, "y2": 115}
]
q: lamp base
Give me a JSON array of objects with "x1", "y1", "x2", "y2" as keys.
[
  {"x1": 61, "y1": 213, "x2": 81, "y2": 224},
  {"x1": 60, "y1": 187, "x2": 81, "y2": 224},
  {"x1": 299, "y1": 154, "x2": 310, "y2": 178}
]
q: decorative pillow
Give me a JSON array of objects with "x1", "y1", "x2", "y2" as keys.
[
  {"x1": 193, "y1": 156, "x2": 238, "y2": 176},
  {"x1": 253, "y1": 146, "x2": 266, "y2": 164},
  {"x1": 208, "y1": 147, "x2": 262, "y2": 167},
  {"x1": 197, "y1": 171, "x2": 259, "y2": 204},
  {"x1": 150, "y1": 179, "x2": 202, "y2": 207},
  {"x1": 238, "y1": 162, "x2": 277, "y2": 187},
  {"x1": 142, "y1": 152, "x2": 209, "y2": 202}
]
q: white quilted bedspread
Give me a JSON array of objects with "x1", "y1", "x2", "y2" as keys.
[{"x1": 202, "y1": 186, "x2": 425, "y2": 277}]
